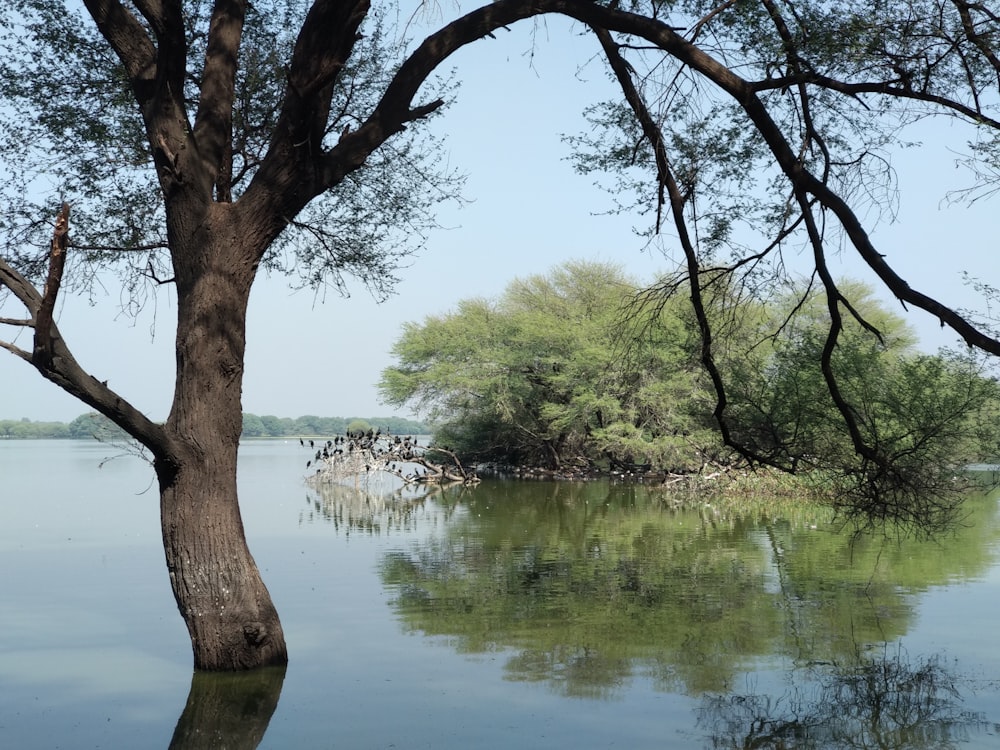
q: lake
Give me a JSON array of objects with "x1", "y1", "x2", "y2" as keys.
[{"x1": 2, "y1": 439, "x2": 999, "y2": 748}]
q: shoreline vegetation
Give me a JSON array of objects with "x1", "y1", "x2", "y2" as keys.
[{"x1": 8, "y1": 412, "x2": 996, "y2": 539}]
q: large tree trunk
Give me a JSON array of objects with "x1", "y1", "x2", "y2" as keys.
[
  {"x1": 158, "y1": 213, "x2": 288, "y2": 670},
  {"x1": 158, "y1": 454, "x2": 287, "y2": 670}
]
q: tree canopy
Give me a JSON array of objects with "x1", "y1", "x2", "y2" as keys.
[
  {"x1": 380, "y1": 260, "x2": 718, "y2": 474},
  {"x1": 381, "y1": 260, "x2": 1000, "y2": 528}
]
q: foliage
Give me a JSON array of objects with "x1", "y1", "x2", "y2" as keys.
[
  {"x1": 720, "y1": 283, "x2": 1000, "y2": 532},
  {"x1": 0, "y1": 417, "x2": 70, "y2": 439},
  {"x1": 380, "y1": 260, "x2": 721, "y2": 473},
  {"x1": 0, "y1": 0, "x2": 460, "y2": 301},
  {"x1": 66, "y1": 411, "x2": 133, "y2": 442},
  {"x1": 381, "y1": 261, "x2": 1000, "y2": 510}
]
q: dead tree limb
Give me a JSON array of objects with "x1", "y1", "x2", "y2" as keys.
[{"x1": 32, "y1": 202, "x2": 70, "y2": 368}]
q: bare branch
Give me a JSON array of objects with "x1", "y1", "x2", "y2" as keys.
[
  {"x1": 2, "y1": 208, "x2": 167, "y2": 452},
  {"x1": 32, "y1": 203, "x2": 70, "y2": 369},
  {"x1": 327, "y1": 0, "x2": 585, "y2": 190}
]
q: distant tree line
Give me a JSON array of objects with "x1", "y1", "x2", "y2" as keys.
[
  {"x1": 0, "y1": 414, "x2": 427, "y2": 440},
  {"x1": 240, "y1": 414, "x2": 427, "y2": 438},
  {"x1": 0, "y1": 417, "x2": 73, "y2": 439},
  {"x1": 0, "y1": 414, "x2": 129, "y2": 440}
]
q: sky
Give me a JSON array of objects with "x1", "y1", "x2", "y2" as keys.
[{"x1": 0, "y1": 4, "x2": 996, "y2": 423}]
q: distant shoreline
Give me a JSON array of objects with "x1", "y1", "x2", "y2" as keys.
[{"x1": 0, "y1": 413, "x2": 429, "y2": 440}]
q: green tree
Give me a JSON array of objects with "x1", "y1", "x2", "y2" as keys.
[
  {"x1": 384, "y1": 267, "x2": 999, "y2": 499},
  {"x1": 258, "y1": 415, "x2": 285, "y2": 437},
  {"x1": 381, "y1": 260, "x2": 719, "y2": 472},
  {"x1": 722, "y1": 283, "x2": 1000, "y2": 531},
  {"x1": 2, "y1": 0, "x2": 1000, "y2": 671},
  {"x1": 346, "y1": 418, "x2": 372, "y2": 435},
  {"x1": 293, "y1": 415, "x2": 327, "y2": 435},
  {"x1": 241, "y1": 413, "x2": 266, "y2": 438},
  {"x1": 67, "y1": 412, "x2": 132, "y2": 442}
]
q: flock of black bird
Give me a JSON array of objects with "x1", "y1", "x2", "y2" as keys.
[{"x1": 300, "y1": 429, "x2": 422, "y2": 471}]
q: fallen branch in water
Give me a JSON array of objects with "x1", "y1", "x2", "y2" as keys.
[{"x1": 303, "y1": 430, "x2": 480, "y2": 488}]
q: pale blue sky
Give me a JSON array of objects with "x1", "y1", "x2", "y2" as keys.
[{"x1": 0, "y1": 8, "x2": 994, "y2": 423}]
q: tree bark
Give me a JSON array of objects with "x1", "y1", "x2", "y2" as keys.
[
  {"x1": 157, "y1": 207, "x2": 288, "y2": 670},
  {"x1": 158, "y1": 456, "x2": 287, "y2": 670}
]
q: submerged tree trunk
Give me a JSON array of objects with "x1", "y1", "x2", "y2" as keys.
[
  {"x1": 157, "y1": 215, "x2": 288, "y2": 670},
  {"x1": 158, "y1": 455, "x2": 287, "y2": 670}
]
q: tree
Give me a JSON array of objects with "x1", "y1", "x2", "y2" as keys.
[
  {"x1": 241, "y1": 413, "x2": 266, "y2": 438},
  {"x1": 67, "y1": 411, "x2": 132, "y2": 441},
  {"x1": 259, "y1": 415, "x2": 287, "y2": 437},
  {"x1": 562, "y1": 0, "x2": 1000, "y2": 525},
  {"x1": 1, "y1": 0, "x2": 1000, "y2": 670},
  {"x1": 380, "y1": 260, "x2": 721, "y2": 473},
  {"x1": 381, "y1": 263, "x2": 999, "y2": 490},
  {"x1": 719, "y1": 283, "x2": 1000, "y2": 530},
  {"x1": 0, "y1": 0, "x2": 471, "y2": 670}
]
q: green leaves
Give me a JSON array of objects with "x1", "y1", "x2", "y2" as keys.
[
  {"x1": 383, "y1": 261, "x2": 1000, "y2": 532},
  {"x1": 0, "y1": 1, "x2": 462, "y2": 302},
  {"x1": 721, "y1": 281, "x2": 1000, "y2": 533},
  {"x1": 379, "y1": 260, "x2": 720, "y2": 471}
]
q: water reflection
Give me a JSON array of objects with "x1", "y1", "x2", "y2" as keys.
[
  {"x1": 302, "y1": 480, "x2": 474, "y2": 535},
  {"x1": 5, "y1": 437, "x2": 999, "y2": 748},
  {"x1": 168, "y1": 666, "x2": 285, "y2": 750},
  {"x1": 302, "y1": 479, "x2": 1000, "y2": 743},
  {"x1": 698, "y1": 646, "x2": 997, "y2": 749}
]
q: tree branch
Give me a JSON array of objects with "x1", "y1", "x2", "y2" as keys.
[
  {"x1": 81, "y1": 0, "x2": 157, "y2": 100},
  {"x1": 249, "y1": 0, "x2": 370, "y2": 206},
  {"x1": 32, "y1": 202, "x2": 70, "y2": 369},
  {"x1": 1, "y1": 208, "x2": 167, "y2": 453},
  {"x1": 318, "y1": 0, "x2": 558, "y2": 190},
  {"x1": 593, "y1": 19, "x2": 799, "y2": 472},
  {"x1": 951, "y1": 0, "x2": 1000, "y2": 87},
  {"x1": 193, "y1": 0, "x2": 247, "y2": 199},
  {"x1": 83, "y1": 0, "x2": 192, "y2": 197},
  {"x1": 549, "y1": 0, "x2": 1000, "y2": 358}
]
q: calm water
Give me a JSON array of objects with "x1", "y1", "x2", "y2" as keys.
[{"x1": 2, "y1": 440, "x2": 999, "y2": 749}]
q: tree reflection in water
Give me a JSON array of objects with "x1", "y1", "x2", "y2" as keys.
[
  {"x1": 698, "y1": 646, "x2": 998, "y2": 749},
  {"x1": 304, "y1": 478, "x2": 1000, "y2": 744},
  {"x1": 301, "y1": 481, "x2": 470, "y2": 535},
  {"x1": 168, "y1": 666, "x2": 286, "y2": 750}
]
